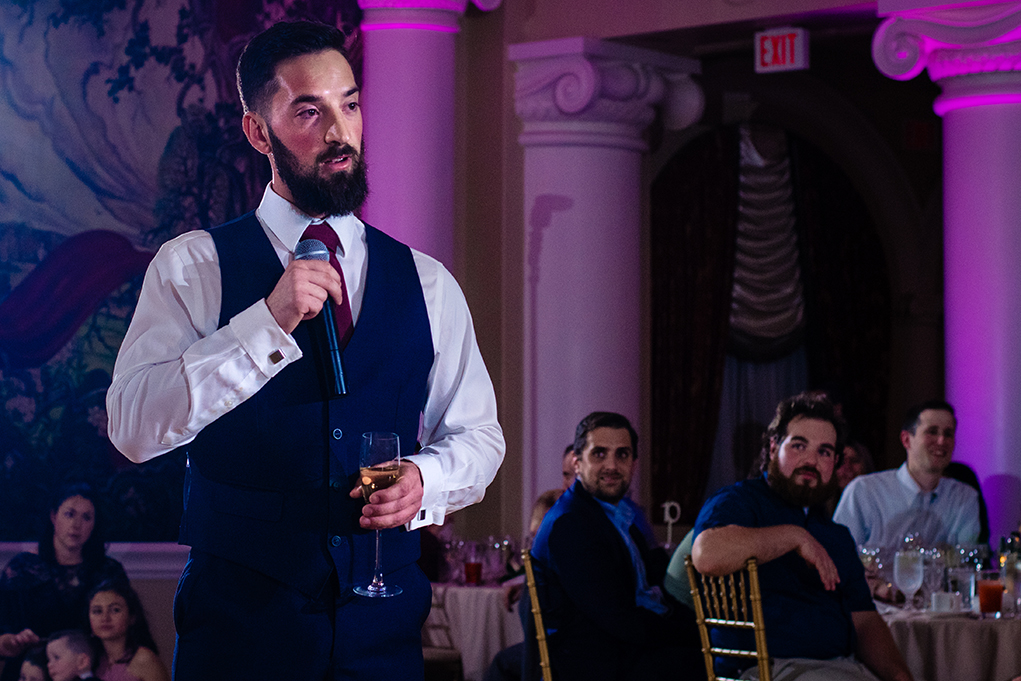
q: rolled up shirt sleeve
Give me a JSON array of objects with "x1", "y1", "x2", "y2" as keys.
[{"x1": 106, "y1": 230, "x2": 300, "y2": 463}]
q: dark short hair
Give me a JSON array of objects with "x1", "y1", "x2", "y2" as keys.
[
  {"x1": 236, "y1": 20, "x2": 350, "y2": 114},
  {"x1": 40, "y1": 483, "x2": 106, "y2": 569},
  {"x1": 902, "y1": 399, "x2": 956, "y2": 434},
  {"x1": 48, "y1": 629, "x2": 94, "y2": 661},
  {"x1": 22, "y1": 646, "x2": 48, "y2": 674},
  {"x1": 573, "y1": 412, "x2": 638, "y2": 459},
  {"x1": 758, "y1": 392, "x2": 847, "y2": 472}
]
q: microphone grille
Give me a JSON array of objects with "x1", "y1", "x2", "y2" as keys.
[{"x1": 295, "y1": 238, "x2": 330, "y2": 262}]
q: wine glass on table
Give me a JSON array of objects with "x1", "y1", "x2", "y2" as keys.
[
  {"x1": 354, "y1": 432, "x2": 403, "y2": 598},
  {"x1": 858, "y1": 546, "x2": 879, "y2": 578},
  {"x1": 894, "y1": 548, "x2": 924, "y2": 610}
]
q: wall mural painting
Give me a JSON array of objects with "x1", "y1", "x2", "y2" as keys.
[{"x1": 0, "y1": 0, "x2": 362, "y2": 540}]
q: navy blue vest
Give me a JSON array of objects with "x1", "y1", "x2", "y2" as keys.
[{"x1": 179, "y1": 212, "x2": 433, "y2": 598}]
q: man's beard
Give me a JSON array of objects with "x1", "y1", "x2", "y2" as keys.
[
  {"x1": 268, "y1": 126, "x2": 369, "y2": 217},
  {"x1": 767, "y1": 456, "x2": 839, "y2": 508}
]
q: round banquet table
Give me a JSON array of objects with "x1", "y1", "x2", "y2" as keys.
[
  {"x1": 425, "y1": 582, "x2": 525, "y2": 681},
  {"x1": 881, "y1": 604, "x2": 1021, "y2": 681}
]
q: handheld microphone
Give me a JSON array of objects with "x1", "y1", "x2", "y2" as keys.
[{"x1": 295, "y1": 238, "x2": 347, "y2": 397}]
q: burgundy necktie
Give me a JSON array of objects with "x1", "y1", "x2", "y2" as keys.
[{"x1": 301, "y1": 222, "x2": 353, "y2": 349}]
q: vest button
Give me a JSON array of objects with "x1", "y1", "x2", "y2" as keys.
[
  {"x1": 331, "y1": 535, "x2": 343, "y2": 547},
  {"x1": 329, "y1": 479, "x2": 341, "y2": 490},
  {"x1": 333, "y1": 429, "x2": 343, "y2": 440}
]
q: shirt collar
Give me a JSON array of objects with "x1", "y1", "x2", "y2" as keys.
[
  {"x1": 257, "y1": 183, "x2": 361, "y2": 257},
  {"x1": 896, "y1": 461, "x2": 944, "y2": 499},
  {"x1": 595, "y1": 496, "x2": 635, "y2": 529}
]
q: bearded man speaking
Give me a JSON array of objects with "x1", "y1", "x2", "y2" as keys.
[
  {"x1": 690, "y1": 393, "x2": 913, "y2": 681},
  {"x1": 106, "y1": 20, "x2": 504, "y2": 680}
]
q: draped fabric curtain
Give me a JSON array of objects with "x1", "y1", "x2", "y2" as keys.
[
  {"x1": 790, "y1": 136, "x2": 892, "y2": 462},
  {"x1": 650, "y1": 129, "x2": 740, "y2": 525},
  {"x1": 728, "y1": 124, "x2": 806, "y2": 360},
  {"x1": 650, "y1": 127, "x2": 892, "y2": 524}
]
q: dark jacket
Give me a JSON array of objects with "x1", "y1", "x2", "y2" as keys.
[{"x1": 525, "y1": 481, "x2": 689, "y2": 681}]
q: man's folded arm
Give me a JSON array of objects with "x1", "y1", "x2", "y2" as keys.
[{"x1": 692, "y1": 524, "x2": 840, "y2": 590}]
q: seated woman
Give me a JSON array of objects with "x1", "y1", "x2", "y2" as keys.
[
  {"x1": 0, "y1": 484, "x2": 127, "y2": 681},
  {"x1": 87, "y1": 580, "x2": 169, "y2": 681}
]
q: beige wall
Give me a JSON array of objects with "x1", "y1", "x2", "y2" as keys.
[{"x1": 134, "y1": 578, "x2": 178, "y2": 672}]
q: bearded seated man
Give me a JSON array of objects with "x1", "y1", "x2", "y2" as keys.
[{"x1": 691, "y1": 393, "x2": 913, "y2": 681}]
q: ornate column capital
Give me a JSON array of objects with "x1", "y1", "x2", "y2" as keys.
[
  {"x1": 873, "y1": 2, "x2": 1021, "y2": 112},
  {"x1": 509, "y1": 37, "x2": 703, "y2": 150},
  {"x1": 358, "y1": 0, "x2": 500, "y2": 32}
]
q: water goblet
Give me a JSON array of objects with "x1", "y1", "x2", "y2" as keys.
[
  {"x1": 894, "y1": 549, "x2": 924, "y2": 610},
  {"x1": 353, "y1": 432, "x2": 403, "y2": 597}
]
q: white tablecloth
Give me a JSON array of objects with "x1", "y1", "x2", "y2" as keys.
[
  {"x1": 426, "y1": 582, "x2": 524, "y2": 681},
  {"x1": 881, "y1": 605, "x2": 1021, "y2": 681}
]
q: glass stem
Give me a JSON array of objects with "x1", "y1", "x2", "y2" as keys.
[{"x1": 371, "y1": 529, "x2": 384, "y2": 589}]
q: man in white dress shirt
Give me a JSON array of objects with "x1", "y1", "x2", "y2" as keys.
[
  {"x1": 833, "y1": 400, "x2": 979, "y2": 550},
  {"x1": 106, "y1": 20, "x2": 504, "y2": 680}
]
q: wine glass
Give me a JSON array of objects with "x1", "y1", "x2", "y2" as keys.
[
  {"x1": 353, "y1": 432, "x2": 403, "y2": 598},
  {"x1": 922, "y1": 546, "x2": 946, "y2": 604},
  {"x1": 894, "y1": 549, "x2": 924, "y2": 610},
  {"x1": 858, "y1": 545, "x2": 879, "y2": 578}
]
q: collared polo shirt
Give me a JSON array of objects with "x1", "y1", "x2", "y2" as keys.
[{"x1": 693, "y1": 475, "x2": 874, "y2": 677}]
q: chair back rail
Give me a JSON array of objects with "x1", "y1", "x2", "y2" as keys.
[
  {"x1": 685, "y1": 555, "x2": 771, "y2": 681},
  {"x1": 522, "y1": 550, "x2": 554, "y2": 681}
]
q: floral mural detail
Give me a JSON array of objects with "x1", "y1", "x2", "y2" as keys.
[{"x1": 0, "y1": 0, "x2": 362, "y2": 540}]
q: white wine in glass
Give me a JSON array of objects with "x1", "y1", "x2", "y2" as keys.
[{"x1": 354, "y1": 432, "x2": 403, "y2": 598}]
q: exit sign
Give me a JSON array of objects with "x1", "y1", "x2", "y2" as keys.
[{"x1": 755, "y1": 27, "x2": 809, "y2": 73}]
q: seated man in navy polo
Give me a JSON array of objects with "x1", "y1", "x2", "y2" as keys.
[
  {"x1": 691, "y1": 393, "x2": 913, "y2": 681},
  {"x1": 528, "y1": 411, "x2": 702, "y2": 681}
]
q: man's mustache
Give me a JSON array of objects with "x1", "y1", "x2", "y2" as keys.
[
  {"x1": 792, "y1": 466, "x2": 820, "y2": 481},
  {"x1": 318, "y1": 144, "x2": 359, "y2": 165}
]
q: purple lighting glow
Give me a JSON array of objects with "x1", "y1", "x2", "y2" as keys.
[
  {"x1": 360, "y1": 22, "x2": 458, "y2": 33},
  {"x1": 935, "y1": 92, "x2": 1021, "y2": 115}
]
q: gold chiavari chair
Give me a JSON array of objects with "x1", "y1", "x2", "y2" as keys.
[{"x1": 685, "y1": 555, "x2": 771, "y2": 681}]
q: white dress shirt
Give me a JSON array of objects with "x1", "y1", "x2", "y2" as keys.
[
  {"x1": 833, "y1": 463, "x2": 980, "y2": 548},
  {"x1": 107, "y1": 185, "x2": 505, "y2": 529}
]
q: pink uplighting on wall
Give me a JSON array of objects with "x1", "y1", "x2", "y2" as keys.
[
  {"x1": 360, "y1": 22, "x2": 458, "y2": 32},
  {"x1": 935, "y1": 92, "x2": 1021, "y2": 114},
  {"x1": 874, "y1": 2, "x2": 1021, "y2": 539}
]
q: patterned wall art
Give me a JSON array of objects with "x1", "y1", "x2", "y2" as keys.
[{"x1": 0, "y1": 0, "x2": 361, "y2": 540}]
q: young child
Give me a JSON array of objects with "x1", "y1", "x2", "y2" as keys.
[
  {"x1": 45, "y1": 630, "x2": 94, "y2": 681},
  {"x1": 18, "y1": 646, "x2": 51, "y2": 681},
  {"x1": 87, "y1": 580, "x2": 170, "y2": 681}
]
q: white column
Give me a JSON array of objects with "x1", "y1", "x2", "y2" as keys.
[
  {"x1": 874, "y1": 1, "x2": 1021, "y2": 540},
  {"x1": 358, "y1": 0, "x2": 499, "y2": 267},
  {"x1": 510, "y1": 37, "x2": 702, "y2": 526}
]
